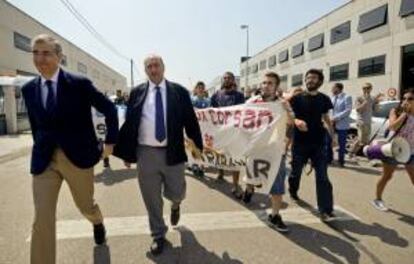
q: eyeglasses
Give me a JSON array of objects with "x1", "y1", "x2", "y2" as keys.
[{"x1": 402, "y1": 97, "x2": 414, "y2": 101}]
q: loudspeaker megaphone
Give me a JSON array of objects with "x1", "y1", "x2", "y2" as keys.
[{"x1": 363, "y1": 137, "x2": 411, "y2": 163}]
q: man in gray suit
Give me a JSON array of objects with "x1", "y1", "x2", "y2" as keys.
[{"x1": 114, "y1": 55, "x2": 203, "y2": 255}]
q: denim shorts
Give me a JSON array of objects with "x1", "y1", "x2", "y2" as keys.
[
  {"x1": 269, "y1": 155, "x2": 287, "y2": 195},
  {"x1": 382, "y1": 155, "x2": 414, "y2": 166}
]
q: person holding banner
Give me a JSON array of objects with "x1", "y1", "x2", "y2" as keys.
[
  {"x1": 211, "y1": 72, "x2": 245, "y2": 199},
  {"x1": 288, "y1": 69, "x2": 336, "y2": 221},
  {"x1": 372, "y1": 88, "x2": 414, "y2": 211},
  {"x1": 114, "y1": 55, "x2": 203, "y2": 255},
  {"x1": 245, "y1": 72, "x2": 294, "y2": 232}
]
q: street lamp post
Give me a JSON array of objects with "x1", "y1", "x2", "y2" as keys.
[{"x1": 240, "y1": 24, "x2": 249, "y2": 93}]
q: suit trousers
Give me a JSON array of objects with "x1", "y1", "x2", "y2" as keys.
[
  {"x1": 136, "y1": 145, "x2": 186, "y2": 239},
  {"x1": 31, "y1": 148, "x2": 103, "y2": 264}
]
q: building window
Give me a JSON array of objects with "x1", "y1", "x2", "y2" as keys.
[
  {"x1": 268, "y1": 55, "x2": 277, "y2": 68},
  {"x1": 330, "y1": 63, "x2": 349, "y2": 81},
  {"x1": 358, "y1": 5, "x2": 388, "y2": 33},
  {"x1": 330, "y1": 21, "x2": 351, "y2": 44},
  {"x1": 279, "y1": 49, "x2": 289, "y2": 63},
  {"x1": 400, "y1": 0, "x2": 414, "y2": 17},
  {"x1": 291, "y1": 74, "x2": 303, "y2": 87},
  {"x1": 358, "y1": 55, "x2": 386, "y2": 77},
  {"x1": 77, "y1": 62, "x2": 88, "y2": 75},
  {"x1": 13, "y1": 32, "x2": 31, "y2": 52},
  {"x1": 60, "y1": 55, "x2": 67, "y2": 66},
  {"x1": 252, "y1": 64, "x2": 258, "y2": 73},
  {"x1": 280, "y1": 75, "x2": 288, "y2": 83},
  {"x1": 308, "y1": 33, "x2": 324, "y2": 52},
  {"x1": 291, "y1": 42, "x2": 304, "y2": 58},
  {"x1": 259, "y1": 60, "x2": 267, "y2": 70}
]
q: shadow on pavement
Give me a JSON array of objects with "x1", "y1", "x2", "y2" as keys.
[
  {"x1": 94, "y1": 244, "x2": 111, "y2": 264},
  {"x1": 95, "y1": 168, "x2": 136, "y2": 186},
  {"x1": 295, "y1": 199, "x2": 409, "y2": 248},
  {"x1": 185, "y1": 171, "x2": 272, "y2": 211},
  {"x1": 146, "y1": 226, "x2": 243, "y2": 264},
  {"x1": 388, "y1": 209, "x2": 414, "y2": 227},
  {"x1": 286, "y1": 223, "x2": 360, "y2": 264}
]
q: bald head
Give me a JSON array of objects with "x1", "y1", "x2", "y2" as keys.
[{"x1": 144, "y1": 54, "x2": 165, "y2": 85}]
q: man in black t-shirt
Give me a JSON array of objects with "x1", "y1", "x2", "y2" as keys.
[{"x1": 288, "y1": 69, "x2": 335, "y2": 220}]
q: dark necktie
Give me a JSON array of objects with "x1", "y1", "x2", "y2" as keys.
[
  {"x1": 155, "y1": 86, "x2": 166, "y2": 142},
  {"x1": 45, "y1": 80, "x2": 56, "y2": 114}
]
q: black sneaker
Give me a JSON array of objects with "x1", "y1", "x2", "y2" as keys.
[
  {"x1": 150, "y1": 237, "x2": 166, "y2": 256},
  {"x1": 242, "y1": 189, "x2": 254, "y2": 204},
  {"x1": 320, "y1": 212, "x2": 336, "y2": 222},
  {"x1": 231, "y1": 186, "x2": 243, "y2": 200},
  {"x1": 290, "y1": 192, "x2": 300, "y2": 202},
  {"x1": 103, "y1": 157, "x2": 110, "y2": 168},
  {"x1": 170, "y1": 206, "x2": 180, "y2": 226},
  {"x1": 93, "y1": 223, "x2": 106, "y2": 245},
  {"x1": 268, "y1": 214, "x2": 289, "y2": 233}
]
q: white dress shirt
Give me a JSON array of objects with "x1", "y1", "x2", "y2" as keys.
[
  {"x1": 40, "y1": 68, "x2": 60, "y2": 108},
  {"x1": 138, "y1": 79, "x2": 168, "y2": 147}
]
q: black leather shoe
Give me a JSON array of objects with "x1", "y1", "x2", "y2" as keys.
[
  {"x1": 150, "y1": 238, "x2": 165, "y2": 256},
  {"x1": 93, "y1": 223, "x2": 106, "y2": 245},
  {"x1": 170, "y1": 206, "x2": 180, "y2": 226}
]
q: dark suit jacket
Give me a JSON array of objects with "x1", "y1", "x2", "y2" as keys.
[
  {"x1": 22, "y1": 69, "x2": 119, "y2": 175},
  {"x1": 113, "y1": 80, "x2": 203, "y2": 165}
]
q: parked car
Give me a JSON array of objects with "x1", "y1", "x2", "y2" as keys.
[{"x1": 346, "y1": 100, "x2": 400, "y2": 153}]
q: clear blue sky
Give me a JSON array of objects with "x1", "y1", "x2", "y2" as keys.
[{"x1": 8, "y1": 0, "x2": 348, "y2": 88}]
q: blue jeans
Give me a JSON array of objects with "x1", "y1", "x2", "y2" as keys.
[
  {"x1": 269, "y1": 155, "x2": 287, "y2": 195},
  {"x1": 288, "y1": 144, "x2": 334, "y2": 214},
  {"x1": 336, "y1": 129, "x2": 348, "y2": 165}
]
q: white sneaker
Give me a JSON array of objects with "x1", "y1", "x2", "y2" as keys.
[{"x1": 371, "y1": 199, "x2": 388, "y2": 211}]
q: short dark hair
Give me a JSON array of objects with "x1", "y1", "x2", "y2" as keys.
[
  {"x1": 195, "y1": 81, "x2": 205, "y2": 88},
  {"x1": 403, "y1": 88, "x2": 414, "y2": 95},
  {"x1": 334, "y1": 82, "x2": 344, "y2": 91},
  {"x1": 264, "y1": 71, "x2": 281, "y2": 86},
  {"x1": 305, "y1": 69, "x2": 324, "y2": 83},
  {"x1": 223, "y1": 71, "x2": 235, "y2": 80}
]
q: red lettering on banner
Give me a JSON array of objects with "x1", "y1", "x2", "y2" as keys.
[
  {"x1": 209, "y1": 109, "x2": 217, "y2": 125},
  {"x1": 217, "y1": 111, "x2": 225, "y2": 125},
  {"x1": 243, "y1": 109, "x2": 256, "y2": 129},
  {"x1": 224, "y1": 111, "x2": 232, "y2": 125},
  {"x1": 257, "y1": 110, "x2": 274, "y2": 128},
  {"x1": 234, "y1": 110, "x2": 242, "y2": 128}
]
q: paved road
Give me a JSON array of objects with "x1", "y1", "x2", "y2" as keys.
[{"x1": 0, "y1": 153, "x2": 413, "y2": 264}]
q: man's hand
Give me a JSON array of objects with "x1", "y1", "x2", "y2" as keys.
[
  {"x1": 185, "y1": 138, "x2": 203, "y2": 160},
  {"x1": 124, "y1": 161, "x2": 131, "y2": 168},
  {"x1": 102, "y1": 144, "x2": 114, "y2": 159},
  {"x1": 294, "y1": 119, "x2": 308, "y2": 132}
]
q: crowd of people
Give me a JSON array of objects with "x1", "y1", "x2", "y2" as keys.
[
  {"x1": 21, "y1": 33, "x2": 413, "y2": 262},
  {"x1": 188, "y1": 69, "x2": 414, "y2": 232}
]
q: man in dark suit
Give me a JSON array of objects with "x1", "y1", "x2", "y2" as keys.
[
  {"x1": 114, "y1": 55, "x2": 203, "y2": 255},
  {"x1": 22, "y1": 34, "x2": 118, "y2": 264}
]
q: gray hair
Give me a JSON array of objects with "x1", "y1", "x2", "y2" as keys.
[
  {"x1": 31, "y1": 34, "x2": 63, "y2": 55},
  {"x1": 143, "y1": 54, "x2": 164, "y2": 67}
]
